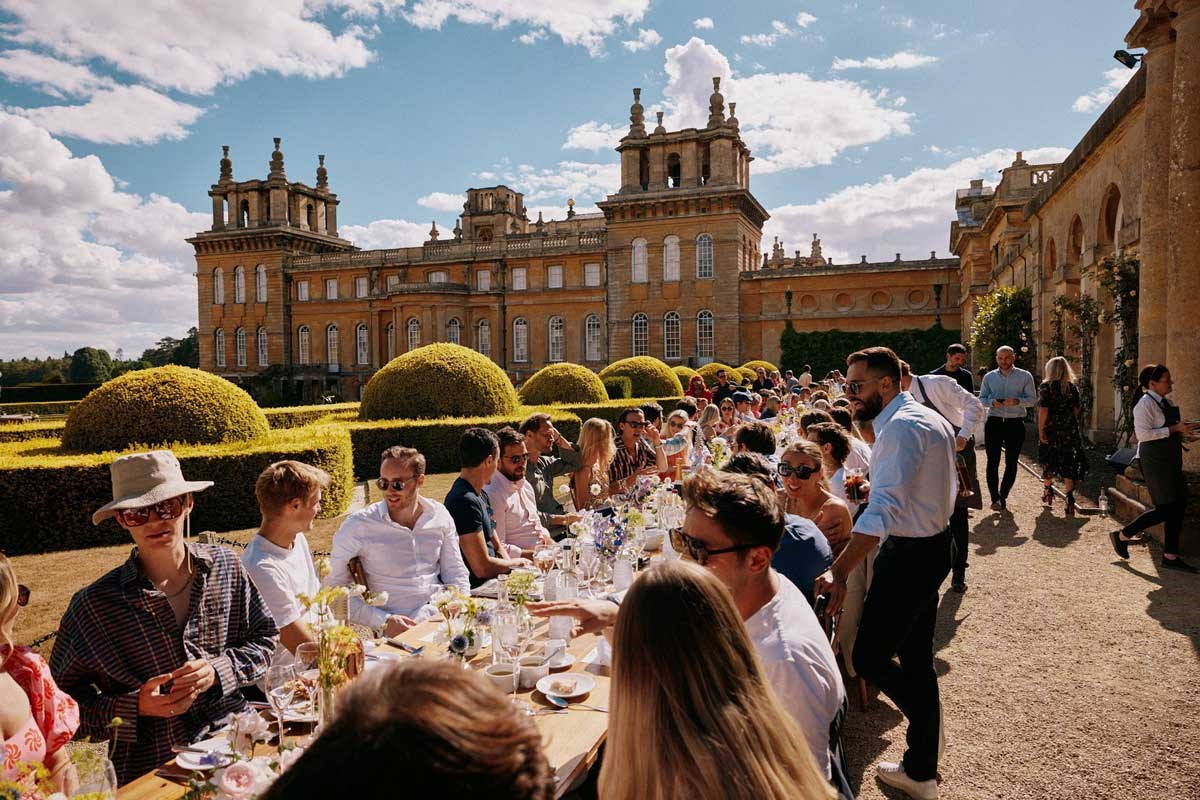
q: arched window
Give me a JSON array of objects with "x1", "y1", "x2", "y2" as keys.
[
  {"x1": 235, "y1": 328, "x2": 247, "y2": 367},
  {"x1": 214, "y1": 328, "x2": 226, "y2": 368},
  {"x1": 631, "y1": 238, "x2": 648, "y2": 283},
  {"x1": 447, "y1": 318, "x2": 462, "y2": 345},
  {"x1": 632, "y1": 313, "x2": 649, "y2": 357},
  {"x1": 213, "y1": 268, "x2": 224, "y2": 305},
  {"x1": 696, "y1": 310, "x2": 714, "y2": 359},
  {"x1": 1067, "y1": 216, "x2": 1084, "y2": 265},
  {"x1": 356, "y1": 323, "x2": 369, "y2": 365},
  {"x1": 385, "y1": 322, "x2": 395, "y2": 361},
  {"x1": 585, "y1": 314, "x2": 602, "y2": 362},
  {"x1": 256, "y1": 327, "x2": 268, "y2": 366},
  {"x1": 297, "y1": 326, "x2": 310, "y2": 365},
  {"x1": 1099, "y1": 184, "x2": 1122, "y2": 249},
  {"x1": 233, "y1": 265, "x2": 245, "y2": 304},
  {"x1": 477, "y1": 319, "x2": 492, "y2": 357},
  {"x1": 326, "y1": 324, "x2": 339, "y2": 368},
  {"x1": 255, "y1": 265, "x2": 267, "y2": 303},
  {"x1": 663, "y1": 312, "x2": 681, "y2": 360},
  {"x1": 696, "y1": 234, "x2": 713, "y2": 279},
  {"x1": 513, "y1": 317, "x2": 529, "y2": 363},
  {"x1": 407, "y1": 318, "x2": 421, "y2": 352},
  {"x1": 663, "y1": 236, "x2": 680, "y2": 282},
  {"x1": 667, "y1": 153, "x2": 681, "y2": 188},
  {"x1": 548, "y1": 316, "x2": 565, "y2": 362}
]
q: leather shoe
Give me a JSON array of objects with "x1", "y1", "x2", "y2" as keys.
[
  {"x1": 950, "y1": 572, "x2": 967, "y2": 593},
  {"x1": 876, "y1": 761, "x2": 938, "y2": 800},
  {"x1": 1161, "y1": 557, "x2": 1198, "y2": 573},
  {"x1": 1108, "y1": 529, "x2": 1129, "y2": 560}
]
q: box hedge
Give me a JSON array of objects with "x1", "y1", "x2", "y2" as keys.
[
  {"x1": 550, "y1": 397, "x2": 687, "y2": 430},
  {"x1": 697, "y1": 362, "x2": 738, "y2": 387},
  {"x1": 0, "y1": 400, "x2": 79, "y2": 416},
  {"x1": 361, "y1": 343, "x2": 519, "y2": 421},
  {"x1": 0, "y1": 425, "x2": 354, "y2": 556},
  {"x1": 0, "y1": 419, "x2": 66, "y2": 443},
  {"x1": 264, "y1": 402, "x2": 361, "y2": 429},
  {"x1": 598, "y1": 356, "x2": 682, "y2": 399},
  {"x1": 739, "y1": 360, "x2": 779, "y2": 377},
  {"x1": 672, "y1": 365, "x2": 700, "y2": 387},
  {"x1": 603, "y1": 376, "x2": 632, "y2": 399},
  {"x1": 518, "y1": 363, "x2": 608, "y2": 405}
]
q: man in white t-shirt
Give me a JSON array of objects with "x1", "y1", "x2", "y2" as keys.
[{"x1": 241, "y1": 461, "x2": 330, "y2": 682}]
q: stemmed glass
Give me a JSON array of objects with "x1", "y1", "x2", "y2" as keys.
[
  {"x1": 533, "y1": 544, "x2": 557, "y2": 580},
  {"x1": 577, "y1": 542, "x2": 600, "y2": 598},
  {"x1": 264, "y1": 664, "x2": 297, "y2": 749}
]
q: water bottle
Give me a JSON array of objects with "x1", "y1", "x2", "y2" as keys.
[{"x1": 1098, "y1": 494, "x2": 1108, "y2": 519}]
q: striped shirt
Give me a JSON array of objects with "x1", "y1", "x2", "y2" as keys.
[
  {"x1": 607, "y1": 436, "x2": 656, "y2": 487},
  {"x1": 50, "y1": 543, "x2": 277, "y2": 785}
]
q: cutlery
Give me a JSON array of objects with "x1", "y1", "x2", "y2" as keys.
[
  {"x1": 386, "y1": 638, "x2": 425, "y2": 655},
  {"x1": 545, "y1": 694, "x2": 607, "y2": 712}
]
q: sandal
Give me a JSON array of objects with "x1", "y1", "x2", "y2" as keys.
[{"x1": 1042, "y1": 485, "x2": 1054, "y2": 506}]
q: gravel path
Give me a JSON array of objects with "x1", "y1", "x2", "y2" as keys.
[{"x1": 842, "y1": 466, "x2": 1200, "y2": 799}]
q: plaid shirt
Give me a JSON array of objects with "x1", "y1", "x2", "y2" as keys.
[
  {"x1": 608, "y1": 436, "x2": 657, "y2": 487},
  {"x1": 50, "y1": 543, "x2": 277, "y2": 785}
]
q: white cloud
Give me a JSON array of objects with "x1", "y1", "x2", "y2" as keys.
[
  {"x1": 763, "y1": 146, "x2": 1070, "y2": 265},
  {"x1": 562, "y1": 120, "x2": 623, "y2": 150},
  {"x1": 693, "y1": 17, "x2": 714, "y2": 30},
  {"x1": 517, "y1": 28, "x2": 548, "y2": 45},
  {"x1": 0, "y1": 49, "x2": 110, "y2": 98},
  {"x1": 9, "y1": 85, "x2": 206, "y2": 145},
  {"x1": 622, "y1": 28, "x2": 661, "y2": 52},
  {"x1": 416, "y1": 191, "x2": 467, "y2": 212},
  {"x1": 832, "y1": 51, "x2": 939, "y2": 71},
  {"x1": 739, "y1": 12, "x2": 816, "y2": 47},
  {"x1": 492, "y1": 161, "x2": 620, "y2": 205},
  {"x1": 1072, "y1": 67, "x2": 1136, "y2": 113},
  {"x1": 662, "y1": 38, "x2": 913, "y2": 173},
  {"x1": 340, "y1": 218, "x2": 433, "y2": 249}
]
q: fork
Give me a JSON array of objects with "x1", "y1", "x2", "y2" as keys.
[{"x1": 386, "y1": 637, "x2": 425, "y2": 656}]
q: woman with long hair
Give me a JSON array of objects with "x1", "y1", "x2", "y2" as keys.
[
  {"x1": 1109, "y1": 365, "x2": 1199, "y2": 571},
  {"x1": 600, "y1": 560, "x2": 835, "y2": 800},
  {"x1": 778, "y1": 440, "x2": 853, "y2": 550},
  {"x1": 1, "y1": 554, "x2": 80, "y2": 793},
  {"x1": 697, "y1": 403, "x2": 722, "y2": 442},
  {"x1": 685, "y1": 374, "x2": 712, "y2": 401},
  {"x1": 1037, "y1": 356, "x2": 1088, "y2": 515},
  {"x1": 718, "y1": 398, "x2": 738, "y2": 439},
  {"x1": 573, "y1": 417, "x2": 615, "y2": 510},
  {"x1": 658, "y1": 409, "x2": 693, "y2": 480}
]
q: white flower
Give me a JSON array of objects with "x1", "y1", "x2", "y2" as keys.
[
  {"x1": 365, "y1": 590, "x2": 388, "y2": 607},
  {"x1": 278, "y1": 746, "x2": 305, "y2": 773},
  {"x1": 589, "y1": 483, "x2": 601, "y2": 497}
]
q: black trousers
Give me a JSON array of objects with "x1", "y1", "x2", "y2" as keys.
[
  {"x1": 1123, "y1": 501, "x2": 1186, "y2": 556},
  {"x1": 949, "y1": 506, "x2": 969, "y2": 573},
  {"x1": 984, "y1": 417, "x2": 1025, "y2": 502},
  {"x1": 852, "y1": 529, "x2": 951, "y2": 783}
]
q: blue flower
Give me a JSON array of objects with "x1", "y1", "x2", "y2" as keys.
[
  {"x1": 449, "y1": 634, "x2": 469, "y2": 655},
  {"x1": 475, "y1": 610, "x2": 493, "y2": 627}
]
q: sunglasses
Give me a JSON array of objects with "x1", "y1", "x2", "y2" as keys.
[
  {"x1": 778, "y1": 463, "x2": 820, "y2": 480},
  {"x1": 669, "y1": 527, "x2": 755, "y2": 565},
  {"x1": 376, "y1": 477, "x2": 412, "y2": 491},
  {"x1": 622, "y1": 420, "x2": 647, "y2": 428},
  {"x1": 502, "y1": 454, "x2": 527, "y2": 465},
  {"x1": 115, "y1": 495, "x2": 186, "y2": 527},
  {"x1": 845, "y1": 377, "x2": 882, "y2": 395}
]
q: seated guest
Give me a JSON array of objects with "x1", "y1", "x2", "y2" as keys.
[
  {"x1": 519, "y1": 413, "x2": 582, "y2": 540},
  {"x1": 685, "y1": 375, "x2": 713, "y2": 401},
  {"x1": 674, "y1": 396, "x2": 699, "y2": 421},
  {"x1": 242, "y1": 461, "x2": 329, "y2": 681},
  {"x1": 658, "y1": 409, "x2": 694, "y2": 480},
  {"x1": 2, "y1": 555, "x2": 80, "y2": 793},
  {"x1": 732, "y1": 391, "x2": 756, "y2": 423},
  {"x1": 735, "y1": 420, "x2": 777, "y2": 458},
  {"x1": 711, "y1": 368, "x2": 737, "y2": 404},
  {"x1": 750, "y1": 393, "x2": 764, "y2": 419},
  {"x1": 262, "y1": 660, "x2": 554, "y2": 800},
  {"x1": 779, "y1": 440, "x2": 854, "y2": 550},
  {"x1": 828, "y1": 407, "x2": 872, "y2": 473},
  {"x1": 751, "y1": 366, "x2": 772, "y2": 393},
  {"x1": 698, "y1": 403, "x2": 723, "y2": 443},
  {"x1": 761, "y1": 394, "x2": 781, "y2": 419},
  {"x1": 718, "y1": 398, "x2": 738, "y2": 433},
  {"x1": 639, "y1": 402, "x2": 663, "y2": 433},
  {"x1": 52, "y1": 451, "x2": 276, "y2": 785},
  {"x1": 327, "y1": 447, "x2": 469, "y2": 633},
  {"x1": 485, "y1": 428, "x2": 556, "y2": 557},
  {"x1": 601, "y1": 560, "x2": 835, "y2": 800},
  {"x1": 446, "y1": 429, "x2": 530, "y2": 586},
  {"x1": 574, "y1": 418, "x2": 615, "y2": 510},
  {"x1": 797, "y1": 386, "x2": 813, "y2": 405},
  {"x1": 608, "y1": 408, "x2": 667, "y2": 495}
]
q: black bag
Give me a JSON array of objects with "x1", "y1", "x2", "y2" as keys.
[{"x1": 913, "y1": 376, "x2": 983, "y2": 510}]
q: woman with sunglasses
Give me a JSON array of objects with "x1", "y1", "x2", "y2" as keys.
[
  {"x1": 1, "y1": 553, "x2": 80, "y2": 793},
  {"x1": 657, "y1": 410, "x2": 693, "y2": 480},
  {"x1": 718, "y1": 399, "x2": 738, "y2": 441},
  {"x1": 778, "y1": 440, "x2": 853, "y2": 552}
]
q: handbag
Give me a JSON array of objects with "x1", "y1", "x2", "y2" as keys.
[{"x1": 913, "y1": 377, "x2": 984, "y2": 510}]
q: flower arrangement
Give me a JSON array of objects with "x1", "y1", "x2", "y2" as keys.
[
  {"x1": 708, "y1": 436, "x2": 730, "y2": 469},
  {"x1": 2, "y1": 719, "x2": 125, "y2": 800},
  {"x1": 505, "y1": 571, "x2": 537, "y2": 608},
  {"x1": 436, "y1": 588, "x2": 492, "y2": 658},
  {"x1": 179, "y1": 743, "x2": 306, "y2": 800}
]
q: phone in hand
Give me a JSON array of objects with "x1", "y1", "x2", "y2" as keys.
[{"x1": 158, "y1": 678, "x2": 175, "y2": 696}]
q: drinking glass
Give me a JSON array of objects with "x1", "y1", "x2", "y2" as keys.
[
  {"x1": 843, "y1": 467, "x2": 866, "y2": 503},
  {"x1": 264, "y1": 664, "x2": 297, "y2": 748},
  {"x1": 577, "y1": 545, "x2": 600, "y2": 598},
  {"x1": 294, "y1": 642, "x2": 319, "y2": 672},
  {"x1": 533, "y1": 545, "x2": 557, "y2": 578}
]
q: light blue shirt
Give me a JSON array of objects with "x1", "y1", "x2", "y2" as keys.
[
  {"x1": 852, "y1": 392, "x2": 957, "y2": 540},
  {"x1": 979, "y1": 367, "x2": 1036, "y2": 419}
]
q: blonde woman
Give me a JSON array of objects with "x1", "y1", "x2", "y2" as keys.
[
  {"x1": 658, "y1": 409, "x2": 692, "y2": 479},
  {"x1": 697, "y1": 403, "x2": 722, "y2": 442},
  {"x1": 573, "y1": 418, "x2": 614, "y2": 510},
  {"x1": 1037, "y1": 356, "x2": 1088, "y2": 516},
  {"x1": 778, "y1": 440, "x2": 853, "y2": 551},
  {"x1": 600, "y1": 560, "x2": 835, "y2": 800}
]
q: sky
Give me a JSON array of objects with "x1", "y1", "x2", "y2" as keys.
[{"x1": 0, "y1": 0, "x2": 1141, "y2": 359}]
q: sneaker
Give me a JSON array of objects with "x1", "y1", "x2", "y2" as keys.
[
  {"x1": 1161, "y1": 557, "x2": 1198, "y2": 573},
  {"x1": 876, "y1": 761, "x2": 938, "y2": 800},
  {"x1": 1108, "y1": 529, "x2": 1130, "y2": 560}
]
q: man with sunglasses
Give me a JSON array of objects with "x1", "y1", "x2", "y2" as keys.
[
  {"x1": 608, "y1": 408, "x2": 667, "y2": 494},
  {"x1": 815, "y1": 347, "x2": 957, "y2": 800},
  {"x1": 711, "y1": 368, "x2": 737, "y2": 405},
  {"x1": 485, "y1": 428, "x2": 557, "y2": 557},
  {"x1": 51, "y1": 450, "x2": 277, "y2": 785},
  {"x1": 326, "y1": 446, "x2": 470, "y2": 635}
]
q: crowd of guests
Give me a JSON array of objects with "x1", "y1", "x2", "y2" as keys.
[{"x1": 2, "y1": 343, "x2": 1192, "y2": 800}]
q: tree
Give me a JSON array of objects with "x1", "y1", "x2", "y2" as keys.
[
  {"x1": 68, "y1": 347, "x2": 112, "y2": 383},
  {"x1": 969, "y1": 287, "x2": 1035, "y2": 370},
  {"x1": 141, "y1": 328, "x2": 199, "y2": 368}
]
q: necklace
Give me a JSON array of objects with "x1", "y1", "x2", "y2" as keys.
[{"x1": 158, "y1": 551, "x2": 194, "y2": 599}]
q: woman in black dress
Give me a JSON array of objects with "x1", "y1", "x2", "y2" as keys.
[{"x1": 1037, "y1": 356, "x2": 1088, "y2": 516}]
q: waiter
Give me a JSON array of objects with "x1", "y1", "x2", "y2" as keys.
[
  {"x1": 816, "y1": 347, "x2": 956, "y2": 800},
  {"x1": 900, "y1": 361, "x2": 985, "y2": 593},
  {"x1": 1109, "y1": 364, "x2": 1198, "y2": 572}
]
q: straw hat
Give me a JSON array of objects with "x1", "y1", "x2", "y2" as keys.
[{"x1": 92, "y1": 450, "x2": 213, "y2": 525}]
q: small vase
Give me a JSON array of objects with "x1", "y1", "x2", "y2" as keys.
[{"x1": 318, "y1": 684, "x2": 337, "y2": 731}]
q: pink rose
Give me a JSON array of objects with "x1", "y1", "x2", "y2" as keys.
[
  {"x1": 278, "y1": 746, "x2": 305, "y2": 772},
  {"x1": 216, "y1": 761, "x2": 262, "y2": 800}
]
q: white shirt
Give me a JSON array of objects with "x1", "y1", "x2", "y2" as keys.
[
  {"x1": 799, "y1": 371, "x2": 813, "y2": 388},
  {"x1": 325, "y1": 497, "x2": 470, "y2": 627},
  {"x1": 241, "y1": 532, "x2": 320, "y2": 680},
  {"x1": 853, "y1": 392, "x2": 957, "y2": 539},
  {"x1": 846, "y1": 437, "x2": 872, "y2": 474},
  {"x1": 484, "y1": 471, "x2": 549, "y2": 551},
  {"x1": 910, "y1": 373, "x2": 986, "y2": 437},
  {"x1": 1134, "y1": 391, "x2": 1176, "y2": 457},
  {"x1": 746, "y1": 573, "x2": 845, "y2": 778}
]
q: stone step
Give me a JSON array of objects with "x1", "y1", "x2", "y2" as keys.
[
  {"x1": 1114, "y1": 473, "x2": 1153, "y2": 507},
  {"x1": 1105, "y1": 485, "x2": 1147, "y2": 526}
]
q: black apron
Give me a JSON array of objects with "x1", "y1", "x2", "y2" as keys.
[
  {"x1": 913, "y1": 377, "x2": 983, "y2": 510},
  {"x1": 1138, "y1": 395, "x2": 1187, "y2": 505}
]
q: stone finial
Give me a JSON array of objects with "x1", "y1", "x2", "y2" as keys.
[
  {"x1": 1013, "y1": 150, "x2": 1026, "y2": 165},
  {"x1": 269, "y1": 137, "x2": 286, "y2": 179},
  {"x1": 707, "y1": 76, "x2": 725, "y2": 129},
  {"x1": 653, "y1": 110, "x2": 666, "y2": 134},
  {"x1": 794, "y1": 250, "x2": 802, "y2": 261},
  {"x1": 536, "y1": 211, "x2": 545, "y2": 232},
  {"x1": 727, "y1": 101, "x2": 739, "y2": 131},
  {"x1": 762, "y1": 252, "x2": 769, "y2": 269},
  {"x1": 895, "y1": 252, "x2": 902, "y2": 262},
  {"x1": 861, "y1": 255, "x2": 868, "y2": 264},
  {"x1": 316, "y1": 154, "x2": 328, "y2": 190},
  {"x1": 567, "y1": 198, "x2": 576, "y2": 219},
  {"x1": 429, "y1": 220, "x2": 439, "y2": 241},
  {"x1": 810, "y1": 233, "x2": 822, "y2": 260},
  {"x1": 219, "y1": 145, "x2": 233, "y2": 183},
  {"x1": 930, "y1": 250, "x2": 937, "y2": 259},
  {"x1": 629, "y1": 88, "x2": 646, "y2": 137},
  {"x1": 453, "y1": 219, "x2": 462, "y2": 241}
]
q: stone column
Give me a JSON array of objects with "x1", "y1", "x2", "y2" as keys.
[{"x1": 1167, "y1": 0, "x2": 1200, "y2": 471}]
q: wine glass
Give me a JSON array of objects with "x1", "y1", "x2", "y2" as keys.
[
  {"x1": 264, "y1": 664, "x2": 297, "y2": 748},
  {"x1": 533, "y1": 544, "x2": 557, "y2": 578},
  {"x1": 577, "y1": 544, "x2": 600, "y2": 598}
]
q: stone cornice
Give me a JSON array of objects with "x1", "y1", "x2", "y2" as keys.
[
  {"x1": 740, "y1": 257, "x2": 959, "y2": 281},
  {"x1": 598, "y1": 187, "x2": 769, "y2": 228},
  {"x1": 188, "y1": 226, "x2": 354, "y2": 256}
]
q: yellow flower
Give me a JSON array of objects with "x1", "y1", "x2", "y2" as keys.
[{"x1": 315, "y1": 556, "x2": 332, "y2": 580}]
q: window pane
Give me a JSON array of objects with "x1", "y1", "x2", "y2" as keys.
[
  {"x1": 696, "y1": 234, "x2": 713, "y2": 279},
  {"x1": 448, "y1": 318, "x2": 461, "y2": 345},
  {"x1": 257, "y1": 328, "x2": 268, "y2": 366},
  {"x1": 585, "y1": 315, "x2": 601, "y2": 361},
  {"x1": 357, "y1": 324, "x2": 369, "y2": 364},
  {"x1": 549, "y1": 317, "x2": 564, "y2": 362},
  {"x1": 513, "y1": 268, "x2": 527, "y2": 291},
  {"x1": 697, "y1": 311, "x2": 714, "y2": 358},
  {"x1": 327, "y1": 326, "x2": 339, "y2": 366},
  {"x1": 548, "y1": 265, "x2": 563, "y2": 289},
  {"x1": 632, "y1": 239, "x2": 647, "y2": 283},
  {"x1": 234, "y1": 267, "x2": 245, "y2": 304},
  {"x1": 386, "y1": 324, "x2": 395, "y2": 361},
  {"x1": 477, "y1": 270, "x2": 491, "y2": 291},
  {"x1": 514, "y1": 318, "x2": 528, "y2": 362},
  {"x1": 478, "y1": 320, "x2": 492, "y2": 357},
  {"x1": 235, "y1": 329, "x2": 246, "y2": 367},
  {"x1": 584, "y1": 263, "x2": 601, "y2": 286},
  {"x1": 298, "y1": 327, "x2": 310, "y2": 365},
  {"x1": 407, "y1": 319, "x2": 421, "y2": 351},
  {"x1": 213, "y1": 269, "x2": 224, "y2": 305},
  {"x1": 325, "y1": 278, "x2": 338, "y2": 299},
  {"x1": 297, "y1": 280, "x2": 309, "y2": 301},
  {"x1": 663, "y1": 237, "x2": 680, "y2": 282},
  {"x1": 256, "y1": 266, "x2": 267, "y2": 302},
  {"x1": 214, "y1": 329, "x2": 225, "y2": 367},
  {"x1": 429, "y1": 271, "x2": 447, "y2": 284},
  {"x1": 664, "y1": 312, "x2": 680, "y2": 360},
  {"x1": 632, "y1": 314, "x2": 648, "y2": 357},
  {"x1": 387, "y1": 274, "x2": 400, "y2": 291},
  {"x1": 356, "y1": 276, "x2": 369, "y2": 298}
]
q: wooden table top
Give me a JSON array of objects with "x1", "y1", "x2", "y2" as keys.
[{"x1": 117, "y1": 613, "x2": 611, "y2": 799}]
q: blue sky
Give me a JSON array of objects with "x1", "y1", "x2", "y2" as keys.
[{"x1": 0, "y1": 0, "x2": 1139, "y2": 358}]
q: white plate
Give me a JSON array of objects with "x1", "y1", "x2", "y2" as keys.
[
  {"x1": 547, "y1": 652, "x2": 575, "y2": 670},
  {"x1": 536, "y1": 672, "x2": 596, "y2": 700},
  {"x1": 175, "y1": 737, "x2": 233, "y2": 772}
]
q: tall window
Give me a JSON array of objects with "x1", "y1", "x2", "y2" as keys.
[
  {"x1": 585, "y1": 314, "x2": 602, "y2": 362},
  {"x1": 696, "y1": 234, "x2": 713, "y2": 279},
  {"x1": 584, "y1": 262, "x2": 601, "y2": 287},
  {"x1": 477, "y1": 319, "x2": 492, "y2": 357},
  {"x1": 512, "y1": 267, "x2": 527, "y2": 291},
  {"x1": 233, "y1": 266, "x2": 245, "y2": 304},
  {"x1": 256, "y1": 327, "x2": 268, "y2": 366},
  {"x1": 354, "y1": 323, "x2": 369, "y2": 365},
  {"x1": 447, "y1": 318, "x2": 462, "y2": 345},
  {"x1": 386, "y1": 323, "x2": 395, "y2": 361},
  {"x1": 355, "y1": 276, "x2": 369, "y2": 298},
  {"x1": 548, "y1": 316, "x2": 565, "y2": 362},
  {"x1": 428, "y1": 271, "x2": 448, "y2": 284},
  {"x1": 325, "y1": 278, "x2": 338, "y2": 299},
  {"x1": 632, "y1": 313, "x2": 648, "y2": 357},
  {"x1": 297, "y1": 326, "x2": 310, "y2": 365},
  {"x1": 696, "y1": 310, "x2": 714, "y2": 359},
  {"x1": 477, "y1": 270, "x2": 491, "y2": 291},
  {"x1": 213, "y1": 268, "x2": 224, "y2": 305},
  {"x1": 234, "y1": 328, "x2": 247, "y2": 367},
  {"x1": 407, "y1": 318, "x2": 421, "y2": 351},
  {"x1": 663, "y1": 312, "x2": 681, "y2": 360},
  {"x1": 663, "y1": 236, "x2": 680, "y2": 282},
  {"x1": 214, "y1": 328, "x2": 226, "y2": 367},
  {"x1": 326, "y1": 324, "x2": 339, "y2": 367},
  {"x1": 547, "y1": 264, "x2": 563, "y2": 289},
  {"x1": 255, "y1": 265, "x2": 267, "y2": 302},
  {"x1": 297, "y1": 280, "x2": 309, "y2": 301},
  {"x1": 513, "y1": 318, "x2": 529, "y2": 362},
  {"x1": 631, "y1": 238, "x2": 648, "y2": 283},
  {"x1": 386, "y1": 274, "x2": 400, "y2": 291}
]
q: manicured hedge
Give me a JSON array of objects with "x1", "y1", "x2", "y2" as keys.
[
  {"x1": 518, "y1": 363, "x2": 607, "y2": 405},
  {"x1": 0, "y1": 400, "x2": 79, "y2": 416},
  {"x1": 0, "y1": 425, "x2": 354, "y2": 555},
  {"x1": 0, "y1": 419, "x2": 66, "y2": 443},
  {"x1": 697, "y1": 362, "x2": 737, "y2": 387},
  {"x1": 264, "y1": 402, "x2": 361, "y2": 429},
  {"x1": 361, "y1": 343, "x2": 519, "y2": 421},
  {"x1": 780, "y1": 321, "x2": 962, "y2": 378},
  {"x1": 740, "y1": 360, "x2": 779, "y2": 377},
  {"x1": 672, "y1": 365, "x2": 700, "y2": 387},
  {"x1": 551, "y1": 397, "x2": 686, "y2": 430},
  {"x1": 598, "y1": 357, "x2": 682, "y2": 399},
  {"x1": 603, "y1": 376, "x2": 632, "y2": 399}
]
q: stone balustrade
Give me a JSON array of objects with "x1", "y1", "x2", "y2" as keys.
[{"x1": 287, "y1": 230, "x2": 607, "y2": 270}]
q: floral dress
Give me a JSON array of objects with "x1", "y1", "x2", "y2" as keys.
[
  {"x1": 1038, "y1": 381, "x2": 1089, "y2": 481},
  {"x1": 2, "y1": 646, "x2": 80, "y2": 780}
]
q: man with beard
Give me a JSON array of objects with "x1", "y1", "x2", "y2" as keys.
[
  {"x1": 815, "y1": 347, "x2": 956, "y2": 800},
  {"x1": 485, "y1": 427, "x2": 557, "y2": 558}
]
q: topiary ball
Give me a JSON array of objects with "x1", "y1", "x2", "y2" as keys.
[
  {"x1": 672, "y1": 365, "x2": 700, "y2": 387},
  {"x1": 518, "y1": 363, "x2": 607, "y2": 405},
  {"x1": 697, "y1": 361, "x2": 737, "y2": 388},
  {"x1": 740, "y1": 359, "x2": 779, "y2": 377},
  {"x1": 61, "y1": 365, "x2": 270, "y2": 453},
  {"x1": 598, "y1": 356, "x2": 682, "y2": 399},
  {"x1": 361, "y1": 343, "x2": 519, "y2": 421}
]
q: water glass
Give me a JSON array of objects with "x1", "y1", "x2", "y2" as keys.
[{"x1": 264, "y1": 664, "x2": 297, "y2": 746}]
